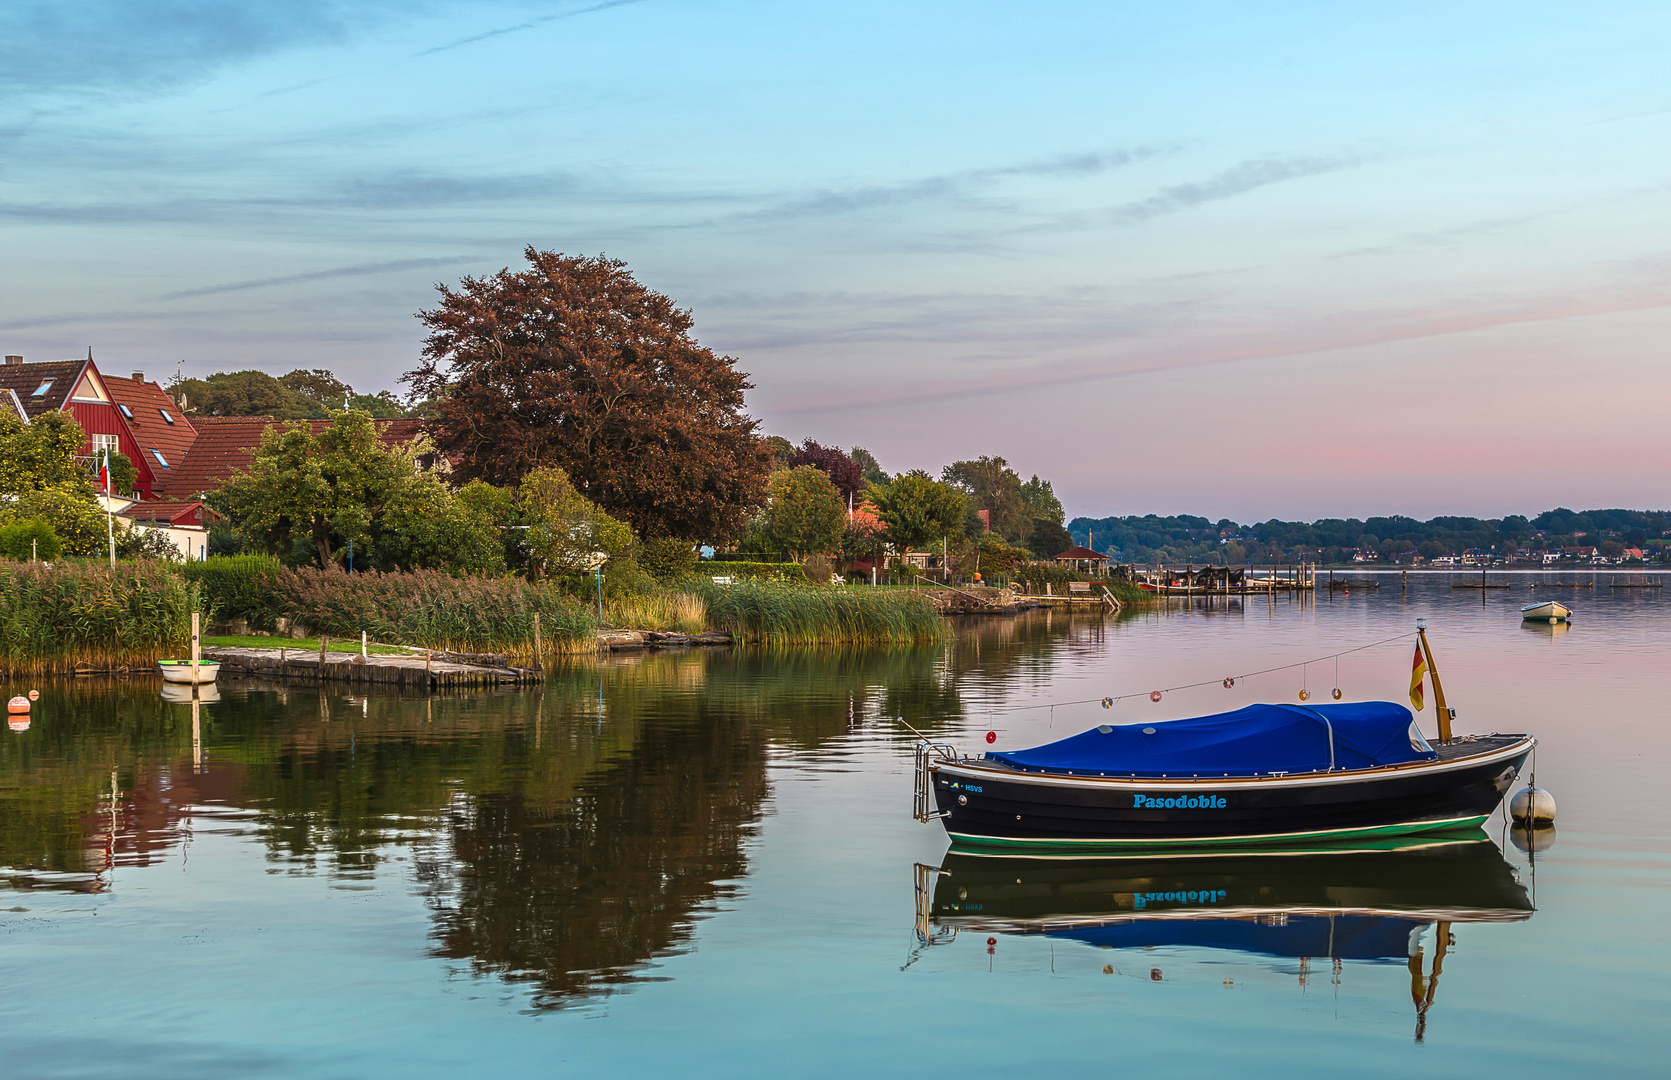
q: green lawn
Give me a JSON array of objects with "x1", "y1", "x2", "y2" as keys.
[{"x1": 202, "y1": 635, "x2": 419, "y2": 656}]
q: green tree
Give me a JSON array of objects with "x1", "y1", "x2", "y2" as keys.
[
  {"x1": 519, "y1": 466, "x2": 635, "y2": 577},
  {"x1": 173, "y1": 370, "x2": 320, "y2": 420},
  {"x1": 942, "y1": 456, "x2": 1030, "y2": 543},
  {"x1": 375, "y1": 472, "x2": 506, "y2": 574},
  {"x1": 848, "y1": 447, "x2": 889, "y2": 486},
  {"x1": 764, "y1": 466, "x2": 846, "y2": 563},
  {"x1": 2, "y1": 486, "x2": 112, "y2": 556},
  {"x1": 867, "y1": 471, "x2": 967, "y2": 555},
  {"x1": 0, "y1": 411, "x2": 89, "y2": 497},
  {"x1": 279, "y1": 369, "x2": 352, "y2": 409},
  {"x1": 1019, "y1": 474, "x2": 1064, "y2": 524},
  {"x1": 220, "y1": 410, "x2": 418, "y2": 568},
  {"x1": 407, "y1": 249, "x2": 771, "y2": 540}
]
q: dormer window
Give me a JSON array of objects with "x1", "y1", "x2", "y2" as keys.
[
  {"x1": 150, "y1": 449, "x2": 170, "y2": 468},
  {"x1": 32, "y1": 380, "x2": 53, "y2": 397},
  {"x1": 117, "y1": 403, "x2": 134, "y2": 420},
  {"x1": 158, "y1": 408, "x2": 175, "y2": 425}
]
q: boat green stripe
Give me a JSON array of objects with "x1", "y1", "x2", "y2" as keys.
[{"x1": 945, "y1": 814, "x2": 1491, "y2": 852}]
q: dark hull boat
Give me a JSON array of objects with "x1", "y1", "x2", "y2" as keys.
[
  {"x1": 913, "y1": 625, "x2": 1534, "y2": 850},
  {"x1": 918, "y1": 722, "x2": 1531, "y2": 850}
]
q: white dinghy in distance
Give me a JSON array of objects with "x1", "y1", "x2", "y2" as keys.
[
  {"x1": 158, "y1": 612, "x2": 218, "y2": 684},
  {"x1": 1521, "y1": 601, "x2": 1571, "y2": 624}
]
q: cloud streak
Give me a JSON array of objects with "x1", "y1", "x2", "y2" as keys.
[
  {"x1": 738, "y1": 147, "x2": 1166, "y2": 223},
  {"x1": 416, "y1": 0, "x2": 650, "y2": 56},
  {"x1": 159, "y1": 255, "x2": 487, "y2": 300}
]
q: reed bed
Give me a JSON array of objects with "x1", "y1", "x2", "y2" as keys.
[
  {"x1": 698, "y1": 580, "x2": 948, "y2": 647},
  {"x1": 266, "y1": 566, "x2": 597, "y2": 661},
  {"x1": 605, "y1": 590, "x2": 708, "y2": 634},
  {"x1": 0, "y1": 562, "x2": 200, "y2": 674}
]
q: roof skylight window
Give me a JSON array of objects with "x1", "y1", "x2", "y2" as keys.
[
  {"x1": 117, "y1": 403, "x2": 134, "y2": 420},
  {"x1": 150, "y1": 449, "x2": 170, "y2": 468},
  {"x1": 158, "y1": 408, "x2": 175, "y2": 425},
  {"x1": 32, "y1": 380, "x2": 53, "y2": 397}
]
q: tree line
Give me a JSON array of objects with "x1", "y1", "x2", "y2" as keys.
[{"x1": 1070, "y1": 509, "x2": 1671, "y2": 565}]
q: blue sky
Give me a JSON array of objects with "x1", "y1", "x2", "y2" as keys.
[{"x1": 3, "y1": 2, "x2": 1669, "y2": 520}]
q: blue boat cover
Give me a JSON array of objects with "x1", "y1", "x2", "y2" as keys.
[{"x1": 986, "y1": 701, "x2": 1436, "y2": 777}]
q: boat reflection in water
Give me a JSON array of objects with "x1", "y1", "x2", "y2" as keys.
[{"x1": 919, "y1": 832, "x2": 1532, "y2": 1041}]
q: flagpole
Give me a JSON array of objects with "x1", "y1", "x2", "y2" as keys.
[
  {"x1": 103, "y1": 448, "x2": 115, "y2": 568},
  {"x1": 1416, "y1": 623, "x2": 1452, "y2": 743}
]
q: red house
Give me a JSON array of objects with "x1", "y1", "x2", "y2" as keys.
[{"x1": 0, "y1": 353, "x2": 130, "y2": 469}]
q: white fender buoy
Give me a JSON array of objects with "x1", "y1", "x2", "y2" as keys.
[
  {"x1": 1510, "y1": 823, "x2": 1557, "y2": 853},
  {"x1": 1510, "y1": 785, "x2": 1557, "y2": 825},
  {"x1": 6, "y1": 696, "x2": 28, "y2": 715}
]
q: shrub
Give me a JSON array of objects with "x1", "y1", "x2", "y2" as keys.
[
  {"x1": 182, "y1": 555, "x2": 284, "y2": 629},
  {"x1": 0, "y1": 519, "x2": 62, "y2": 561},
  {"x1": 637, "y1": 537, "x2": 699, "y2": 581}
]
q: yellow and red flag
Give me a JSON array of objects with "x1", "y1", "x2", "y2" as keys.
[{"x1": 1409, "y1": 643, "x2": 1428, "y2": 711}]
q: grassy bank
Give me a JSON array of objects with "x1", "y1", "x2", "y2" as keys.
[
  {"x1": 698, "y1": 580, "x2": 948, "y2": 646},
  {"x1": 0, "y1": 562, "x2": 200, "y2": 674},
  {"x1": 260, "y1": 566, "x2": 598, "y2": 661}
]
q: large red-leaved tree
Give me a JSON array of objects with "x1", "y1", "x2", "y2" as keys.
[{"x1": 405, "y1": 249, "x2": 772, "y2": 540}]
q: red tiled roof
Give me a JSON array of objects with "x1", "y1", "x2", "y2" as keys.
[
  {"x1": 106, "y1": 376, "x2": 198, "y2": 481},
  {"x1": 0, "y1": 359, "x2": 87, "y2": 419},
  {"x1": 1054, "y1": 546, "x2": 1108, "y2": 560},
  {"x1": 118, "y1": 500, "x2": 221, "y2": 527},
  {"x1": 156, "y1": 417, "x2": 272, "y2": 499},
  {"x1": 158, "y1": 415, "x2": 423, "y2": 498}
]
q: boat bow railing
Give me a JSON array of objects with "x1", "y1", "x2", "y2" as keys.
[{"x1": 914, "y1": 741, "x2": 958, "y2": 822}]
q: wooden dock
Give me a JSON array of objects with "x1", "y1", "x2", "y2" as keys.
[{"x1": 203, "y1": 646, "x2": 540, "y2": 689}]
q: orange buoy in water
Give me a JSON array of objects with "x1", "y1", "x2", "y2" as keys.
[
  {"x1": 1150, "y1": 690, "x2": 1163, "y2": 703},
  {"x1": 28, "y1": 690, "x2": 39, "y2": 701},
  {"x1": 7, "y1": 696, "x2": 29, "y2": 715}
]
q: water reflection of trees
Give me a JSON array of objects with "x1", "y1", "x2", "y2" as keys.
[{"x1": 0, "y1": 612, "x2": 1123, "y2": 1001}]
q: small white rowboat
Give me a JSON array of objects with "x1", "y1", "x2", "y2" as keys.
[
  {"x1": 158, "y1": 660, "x2": 220, "y2": 684},
  {"x1": 1521, "y1": 601, "x2": 1571, "y2": 623}
]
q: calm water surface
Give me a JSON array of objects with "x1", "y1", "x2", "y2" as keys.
[{"x1": 3, "y1": 574, "x2": 1668, "y2": 1077}]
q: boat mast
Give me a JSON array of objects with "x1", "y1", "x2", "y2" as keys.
[{"x1": 1416, "y1": 622, "x2": 1453, "y2": 742}]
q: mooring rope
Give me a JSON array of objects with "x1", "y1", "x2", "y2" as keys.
[{"x1": 992, "y1": 631, "x2": 1418, "y2": 716}]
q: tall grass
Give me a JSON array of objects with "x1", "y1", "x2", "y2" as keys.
[
  {"x1": 267, "y1": 566, "x2": 597, "y2": 660},
  {"x1": 698, "y1": 580, "x2": 948, "y2": 646},
  {"x1": 0, "y1": 562, "x2": 200, "y2": 674},
  {"x1": 605, "y1": 590, "x2": 707, "y2": 633}
]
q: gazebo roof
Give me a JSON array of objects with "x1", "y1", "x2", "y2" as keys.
[{"x1": 1054, "y1": 546, "x2": 1108, "y2": 561}]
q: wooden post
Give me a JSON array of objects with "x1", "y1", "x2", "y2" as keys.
[
  {"x1": 1417, "y1": 627, "x2": 1453, "y2": 743},
  {"x1": 533, "y1": 612, "x2": 544, "y2": 672},
  {"x1": 361, "y1": 630, "x2": 367, "y2": 658},
  {"x1": 191, "y1": 612, "x2": 201, "y2": 685},
  {"x1": 318, "y1": 635, "x2": 328, "y2": 678}
]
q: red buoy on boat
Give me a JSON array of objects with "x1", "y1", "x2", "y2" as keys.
[{"x1": 985, "y1": 731, "x2": 997, "y2": 744}]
